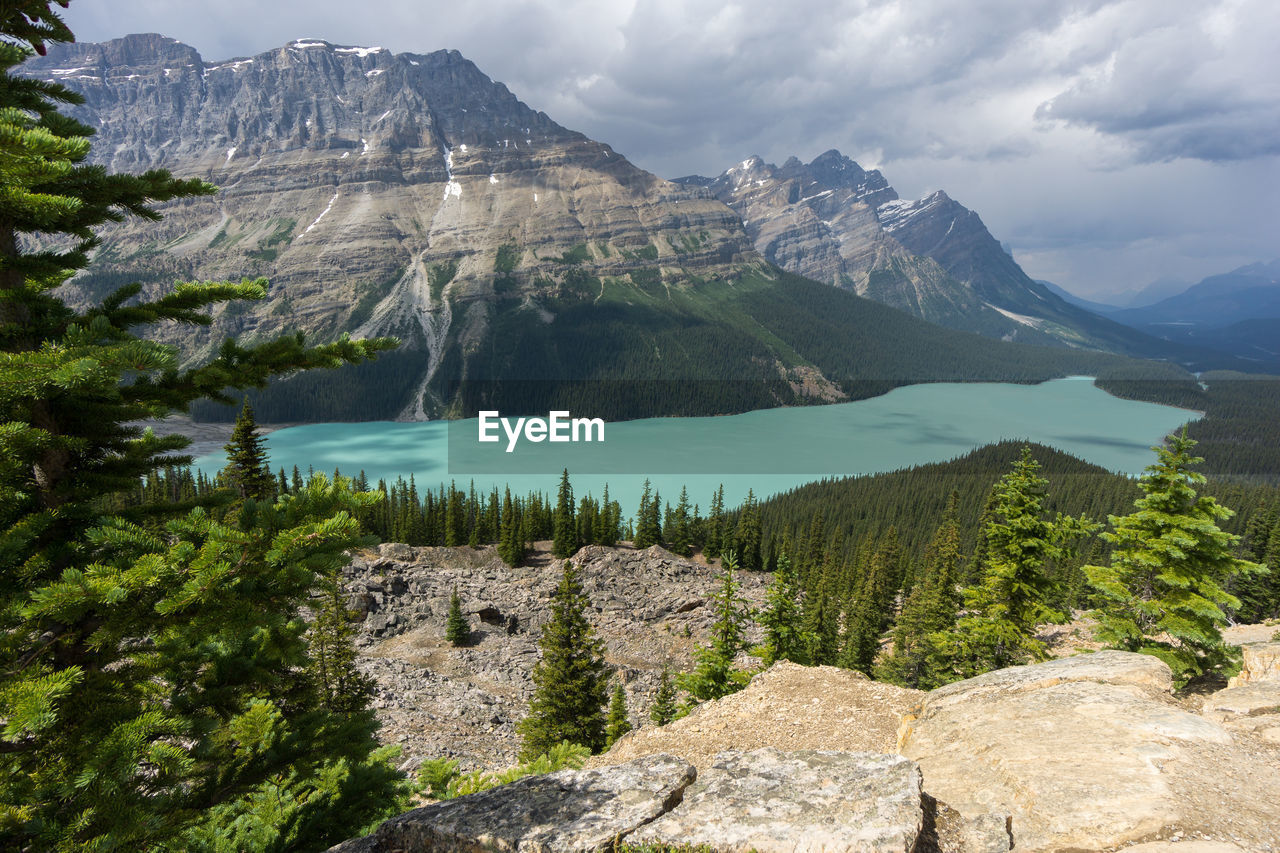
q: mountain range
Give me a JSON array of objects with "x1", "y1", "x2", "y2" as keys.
[{"x1": 26, "y1": 35, "x2": 1204, "y2": 421}]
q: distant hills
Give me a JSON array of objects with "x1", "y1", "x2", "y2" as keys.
[
  {"x1": 26, "y1": 35, "x2": 1217, "y2": 421},
  {"x1": 1050, "y1": 260, "x2": 1280, "y2": 369}
]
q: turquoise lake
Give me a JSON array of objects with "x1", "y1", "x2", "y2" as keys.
[{"x1": 194, "y1": 378, "x2": 1198, "y2": 517}]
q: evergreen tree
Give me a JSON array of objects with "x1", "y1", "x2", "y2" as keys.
[
  {"x1": 650, "y1": 668, "x2": 678, "y2": 726},
  {"x1": 498, "y1": 487, "x2": 525, "y2": 567},
  {"x1": 634, "y1": 479, "x2": 662, "y2": 549},
  {"x1": 221, "y1": 399, "x2": 275, "y2": 502},
  {"x1": 939, "y1": 447, "x2": 1097, "y2": 678},
  {"x1": 604, "y1": 682, "x2": 633, "y2": 748},
  {"x1": 0, "y1": 8, "x2": 401, "y2": 848},
  {"x1": 759, "y1": 552, "x2": 809, "y2": 666},
  {"x1": 877, "y1": 500, "x2": 964, "y2": 688},
  {"x1": 552, "y1": 469, "x2": 578, "y2": 558},
  {"x1": 668, "y1": 486, "x2": 693, "y2": 556},
  {"x1": 518, "y1": 562, "x2": 609, "y2": 759},
  {"x1": 308, "y1": 577, "x2": 377, "y2": 714},
  {"x1": 1085, "y1": 432, "x2": 1265, "y2": 682},
  {"x1": 679, "y1": 552, "x2": 752, "y2": 701},
  {"x1": 445, "y1": 586, "x2": 470, "y2": 646},
  {"x1": 734, "y1": 489, "x2": 763, "y2": 571},
  {"x1": 704, "y1": 484, "x2": 726, "y2": 559}
]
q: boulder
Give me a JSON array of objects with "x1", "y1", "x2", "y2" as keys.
[
  {"x1": 631, "y1": 748, "x2": 922, "y2": 853},
  {"x1": 1229, "y1": 641, "x2": 1280, "y2": 686},
  {"x1": 898, "y1": 651, "x2": 1280, "y2": 852},
  {"x1": 1201, "y1": 680, "x2": 1280, "y2": 743},
  {"x1": 327, "y1": 753, "x2": 695, "y2": 852}
]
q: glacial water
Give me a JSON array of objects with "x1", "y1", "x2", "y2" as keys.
[{"x1": 194, "y1": 378, "x2": 1198, "y2": 517}]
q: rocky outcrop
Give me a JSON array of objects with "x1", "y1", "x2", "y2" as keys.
[
  {"x1": 1201, "y1": 679, "x2": 1280, "y2": 743},
  {"x1": 329, "y1": 750, "x2": 926, "y2": 853},
  {"x1": 631, "y1": 748, "x2": 923, "y2": 853},
  {"x1": 347, "y1": 543, "x2": 767, "y2": 770},
  {"x1": 327, "y1": 753, "x2": 696, "y2": 853},
  {"x1": 898, "y1": 651, "x2": 1280, "y2": 852},
  {"x1": 25, "y1": 36, "x2": 751, "y2": 411},
  {"x1": 687, "y1": 151, "x2": 1167, "y2": 356},
  {"x1": 1229, "y1": 640, "x2": 1280, "y2": 686},
  {"x1": 591, "y1": 662, "x2": 921, "y2": 771}
]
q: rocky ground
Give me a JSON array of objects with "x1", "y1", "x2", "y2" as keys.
[
  {"x1": 341, "y1": 542, "x2": 1280, "y2": 851},
  {"x1": 345, "y1": 541, "x2": 767, "y2": 771}
]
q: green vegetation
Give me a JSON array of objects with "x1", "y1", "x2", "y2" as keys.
[
  {"x1": 0, "y1": 6, "x2": 400, "y2": 849},
  {"x1": 605, "y1": 682, "x2": 633, "y2": 748},
  {"x1": 246, "y1": 217, "x2": 297, "y2": 263},
  {"x1": 416, "y1": 741, "x2": 589, "y2": 800},
  {"x1": 518, "y1": 562, "x2": 609, "y2": 759},
  {"x1": 678, "y1": 553, "x2": 753, "y2": 702},
  {"x1": 446, "y1": 586, "x2": 470, "y2": 646},
  {"x1": 429, "y1": 260, "x2": 458, "y2": 303},
  {"x1": 1086, "y1": 432, "x2": 1265, "y2": 682},
  {"x1": 555, "y1": 242, "x2": 591, "y2": 265}
]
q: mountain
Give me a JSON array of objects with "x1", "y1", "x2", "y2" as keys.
[
  {"x1": 1038, "y1": 280, "x2": 1125, "y2": 315},
  {"x1": 1109, "y1": 260, "x2": 1280, "y2": 328},
  {"x1": 681, "y1": 152, "x2": 1199, "y2": 359},
  {"x1": 1119, "y1": 276, "x2": 1194, "y2": 309},
  {"x1": 27, "y1": 36, "x2": 1146, "y2": 421},
  {"x1": 1101, "y1": 260, "x2": 1280, "y2": 369}
]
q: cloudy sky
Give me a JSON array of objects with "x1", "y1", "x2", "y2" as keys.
[{"x1": 63, "y1": 0, "x2": 1278, "y2": 302}]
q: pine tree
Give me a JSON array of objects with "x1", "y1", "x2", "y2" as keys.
[
  {"x1": 518, "y1": 562, "x2": 609, "y2": 759},
  {"x1": 877, "y1": 500, "x2": 964, "y2": 688},
  {"x1": 759, "y1": 552, "x2": 809, "y2": 666},
  {"x1": 650, "y1": 668, "x2": 678, "y2": 726},
  {"x1": 308, "y1": 577, "x2": 377, "y2": 713},
  {"x1": 604, "y1": 682, "x2": 633, "y2": 748},
  {"x1": 704, "y1": 484, "x2": 726, "y2": 559},
  {"x1": 940, "y1": 447, "x2": 1097, "y2": 678},
  {"x1": 221, "y1": 398, "x2": 276, "y2": 502},
  {"x1": 445, "y1": 586, "x2": 470, "y2": 646},
  {"x1": 634, "y1": 479, "x2": 662, "y2": 549},
  {"x1": 679, "y1": 552, "x2": 752, "y2": 701},
  {"x1": 552, "y1": 469, "x2": 578, "y2": 557},
  {"x1": 734, "y1": 489, "x2": 763, "y2": 571},
  {"x1": 0, "y1": 8, "x2": 401, "y2": 848},
  {"x1": 668, "y1": 486, "x2": 693, "y2": 556},
  {"x1": 1085, "y1": 432, "x2": 1265, "y2": 682}
]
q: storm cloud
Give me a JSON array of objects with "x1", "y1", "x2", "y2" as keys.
[{"x1": 62, "y1": 0, "x2": 1279, "y2": 301}]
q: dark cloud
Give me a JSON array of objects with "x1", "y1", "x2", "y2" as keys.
[{"x1": 60, "y1": 0, "x2": 1279, "y2": 299}]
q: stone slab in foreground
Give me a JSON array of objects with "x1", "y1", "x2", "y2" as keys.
[
  {"x1": 631, "y1": 748, "x2": 922, "y2": 853},
  {"x1": 327, "y1": 753, "x2": 694, "y2": 853}
]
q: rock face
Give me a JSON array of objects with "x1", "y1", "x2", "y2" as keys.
[
  {"x1": 631, "y1": 748, "x2": 923, "y2": 853},
  {"x1": 685, "y1": 152, "x2": 1168, "y2": 355},
  {"x1": 327, "y1": 753, "x2": 696, "y2": 853},
  {"x1": 25, "y1": 36, "x2": 755, "y2": 418},
  {"x1": 897, "y1": 651, "x2": 1280, "y2": 852},
  {"x1": 592, "y1": 661, "x2": 922, "y2": 771},
  {"x1": 330, "y1": 750, "x2": 925, "y2": 853},
  {"x1": 347, "y1": 543, "x2": 767, "y2": 770},
  {"x1": 1229, "y1": 640, "x2": 1280, "y2": 686}
]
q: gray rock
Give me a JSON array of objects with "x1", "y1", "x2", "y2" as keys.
[
  {"x1": 632, "y1": 748, "x2": 922, "y2": 853},
  {"x1": 326, "y1": 753, "x2": 695, "y2": 853}
]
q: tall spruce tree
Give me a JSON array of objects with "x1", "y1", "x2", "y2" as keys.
[
  {"x1": 650, "y1": 668, "x2": 677, "y2": 726},
  {"x1": 518, "y1": 562, "x2": 609, "y2": 759},
  {"x1": 221, "y1": 398, "x2": 275, "y2": 502},
  {"x1": 679, "y1": 552, "x2": 752, "y2": 701},
  {"x1": 604, "y1": 682, "x2": 632, "y2": 748},
  {"x1": 759, "y1": 552, "x2": 809, "y2": 666},
  {"x1": 1085, "y1": 432, "x2": 1264, "y2": 682},
  {"x1": 0, "y1": 6, "x2": 401, "y2": 849},
  {"x1": 552, "y1": 469, "x2": 578, "y2": 557},
  {"x1": 937, "y1": 447, "x2": 1096, "y2": 678},
  {"x1": 445, "y1": 586, "x2": 470, "y2": 646}
]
